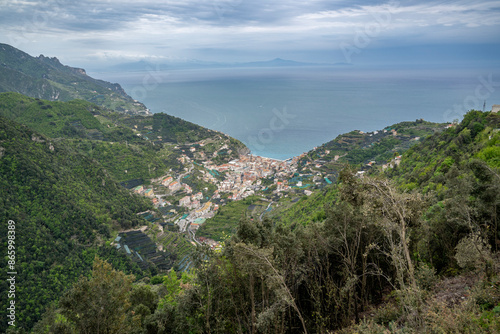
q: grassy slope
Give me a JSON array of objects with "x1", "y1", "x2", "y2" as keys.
[{"x1": 197, "y1": 196, "x2": 270, "y2": 241}]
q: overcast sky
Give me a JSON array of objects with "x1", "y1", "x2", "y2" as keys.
[{"x1": 1, "y1": 0, "x2": 499, "y2": 70}]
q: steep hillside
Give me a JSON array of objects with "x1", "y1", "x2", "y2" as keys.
[
  {"x1": 0, "y1": 116, "x2": 154, "y2": 331},
  {"x1": 386, "y1": 110, "x2": 500, "y2": 272},
  {"x1": 298, "y1": 119, "x2": 446, "y2": 176},
  {"x1": 0, "y1": 43, "x2": 148, "y2": 115},
  {"x1": 0, "y1": 92, "x2": 248, "y2": 182},
  {"x1": 196, "y1": 120, "x2": 447, "y2": 241},
  {"x1": 276, "y1": 111, "x2": 499, "y2": 235},
  {"x1": 27, "y1": 110, "x2": 500, "y2": 334}
]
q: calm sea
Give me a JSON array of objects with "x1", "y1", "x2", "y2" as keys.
[{"x1": 91, "y1": 66, "x2": 500, "y2": 160}]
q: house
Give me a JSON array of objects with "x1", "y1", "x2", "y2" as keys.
[
  {"x1": 133, "y1": 185, "x2": 144, "y2": 194},
  {"x1": 179, "y1": 196, "x2": 191, "y2": 207},
  {"x1": 216, "y1": 164, "x2": 230, "y2": 172},
  {"x1": 356, "y1": 171, "x2": 366, "y2": 178},
  {"x1": 169, "y1": 181, "x2": 181, "y2": 191},
  {"x1": 492, "y1": 105, "x2": 500, "y2": 113},
  {"x1": 162, "y1": 176, "x2": 173, "y2": 186},
  {"x1": 196, "y1": 201, "x2": 212, "y2": 215},
  {"x1": 144, "y1": 188, "x2": 154, "y2": 197}
]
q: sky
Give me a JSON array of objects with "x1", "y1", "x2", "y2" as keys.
[{"x1": 1, "y1": 0, "x2": 500, "y2": 70}]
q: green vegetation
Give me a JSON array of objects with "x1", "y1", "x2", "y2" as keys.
[
  {"x1": 0, "y1": 92, "x2": 176, "y2": 181},
  {"x1": 153, "y1": 229, "x2": 195, "y2": 270},
  {"x1": 197, "y1": 196, "x2": 270, "y2": 241},
  {"x1": 71, "y1": 139, "x2": 179, "y2": 182},
  {"x1": 0, "y1": 92, "x2": 247, "y2": 182},
  {"x1": 386, "y1": 110, "x2": 500, "y2": 273},
  {"x1": 0, "y1": 92, "x2": 102, "y2": 136},
  {"x1": 0, "y1": 116, "x2": 153, "y2": 332},
  {"x1": 269, "y1": 187, "x2": 338, "y2": 226},
  {"x1": 153, "y1": 113, "x2": 216, "y2": 143},
  {"x1": 2, "y1": 84, "x2": 499, "y2": 334},
  {"x1": 301, "y1": 119, "x2": 445, "y2": 170}
]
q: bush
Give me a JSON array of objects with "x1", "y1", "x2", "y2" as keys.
[
  {"x1": 455, "y1": 232, "x2": 492, "y2": 272},
  {"x1": 416, "y1": 263, "x2": 437, "y2": 291}
]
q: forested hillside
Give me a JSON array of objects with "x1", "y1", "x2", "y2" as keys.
[
  {"x1": 26, "y1": 110, "x2": 500, "y2": 334},
  {"x1": 0, "y1": 116, "x2": 153, "y2": 332},
  {"x1": 299, "y1": 119, "x2": 445, "y2": 173},
  {"x1": 0, "y1": 92, "x2": 250, "y2": 332},
  {"x1": 0, "y1": 92, "x2": 247, "y2": 181},
  {"x1": 387, "y1": 110, "x2": 500, "y2": 272}
]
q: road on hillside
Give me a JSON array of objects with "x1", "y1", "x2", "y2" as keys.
[{"x1": 259, "y1": 202, "x2": 273, "y2": 221}]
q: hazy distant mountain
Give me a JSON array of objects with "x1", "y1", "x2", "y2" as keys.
[
  {"x1": 0, "y1": 43, "x2": 149, "y2": 115},
  {"x1": 234, "y1": 58, "x2": 339, "y2": 67},
  {"x1": 106, "y1": 57, "x2": 351, "y2": 72}
]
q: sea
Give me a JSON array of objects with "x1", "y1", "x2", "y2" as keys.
[{"x1": 91, "y1": 66, "x2": 500, "y2": 160}]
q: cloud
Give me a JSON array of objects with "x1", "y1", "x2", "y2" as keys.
[{"x1": 0, "y1": 0, "x2": 499, "y2": 66}]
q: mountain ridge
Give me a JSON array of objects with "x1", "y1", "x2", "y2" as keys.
[{"x1": 0, "y1": 43, "x2": 150, "y2": 115}]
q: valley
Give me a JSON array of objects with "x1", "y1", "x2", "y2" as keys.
[{"x1": 0, "y1": 43, "x2": 499, "y2": 334}]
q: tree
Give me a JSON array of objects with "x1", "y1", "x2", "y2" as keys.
[
  {"x1": 360, "y1": 176, "x2": 426, "y2": 327},
  {"x1": 233, "y1": 242, "x2": 308, "y2": 334},
  {"x1": 58, "y1": 256, "x2": 138, "y2": 334}
]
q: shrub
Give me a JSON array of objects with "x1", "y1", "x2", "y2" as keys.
[{"x1": 455, "y1": 232, "x2": 492, "y2": 273}]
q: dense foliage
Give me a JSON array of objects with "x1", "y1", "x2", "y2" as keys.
[
  {"x1": 0, "y1": 116, "x2": 153, "y2": 332},
  {"x1": 3, "y1": 108, "x2": 500, "y2": 333},
  {"x1": 0, "y1": 93, "x2": 245, "y2": 182},
  {"x1": 301, "y1": 119, "x2": 445, "y2": 169},
  {"x1": 387, "y1": 110, "x2": 500, "y2": 274}
]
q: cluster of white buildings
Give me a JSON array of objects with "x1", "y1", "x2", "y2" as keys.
[
  {"x1": 161, "y1": 176, "x2": 192, "y2": 194},
  {"x1": 204, "y1": 155, "x2": 297, "y2": 200},
  {"x1": 178, "y1": 192, "x2": 204, "y2": 209}
]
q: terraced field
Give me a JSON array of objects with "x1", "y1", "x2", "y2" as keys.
[
  {"x1": 156, "y1": 230, "x2": 196, "y2": 271},
  {"x1": 117, "y1": 230, "x2": 171, "y2": 271}
]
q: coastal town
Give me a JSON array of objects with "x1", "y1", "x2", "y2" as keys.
[
  {"x1": 131, "y1": 152, "x2": 303, "y2": 237},
  {"x1": 126, "y1": 119, "x2": 456, "y2": 250}
]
